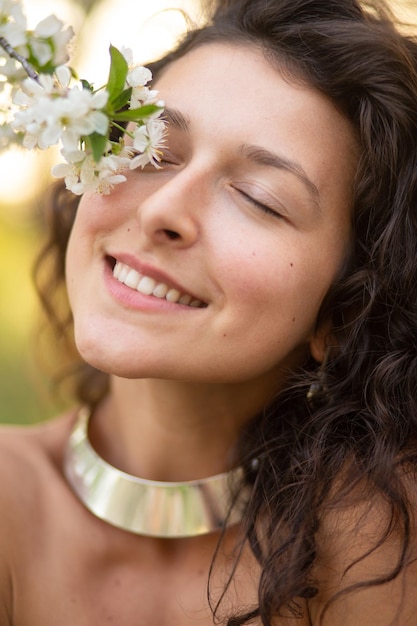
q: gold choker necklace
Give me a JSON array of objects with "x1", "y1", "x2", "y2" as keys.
[{"x1": 64, "y1": 408, "x2": 249, "y2": 538}]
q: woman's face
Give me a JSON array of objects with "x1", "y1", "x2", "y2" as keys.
[{"x1": 66, "y1": 42, "x2": 357, "y2": 390}]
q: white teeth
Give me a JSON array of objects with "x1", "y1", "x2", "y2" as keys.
[
  {"x1": 178, "y1": 294, "x2": 192, "y2": 305},
  {"x1": 137, "y1": 276, "x2": 156, "y2": 295},
  {"x1": 118, "y1": 264, "x2": 130, "y2": 282},
  {"x1": 166, "y1": 288, "x2": 181, "y2": 303},
  {"x1": 112, "y1": 261, "x2": 203, "y2": 308},
  {"x1": 124, "y1": 268, "x2": 141, "y2": 289},
  {"x1": 153, "y1": 283, "x2": 168, "y2": 298}
]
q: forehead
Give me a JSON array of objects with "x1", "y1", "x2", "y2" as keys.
[{"x1": 154, "y1": 42, "x2": 358, "y2": 210}]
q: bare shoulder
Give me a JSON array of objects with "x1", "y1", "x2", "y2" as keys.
[
  {"x1": 0, "y1": 411, "x2": 77, "y2": 623},
  {"x1": 0, "y1": 410, "x2": 77, "y2": 521},
  {"x1": 308, "y1": 475, "x2": 417, "y2": 626},
  {"x1": 0, "y1": 410, "x2": 76, "y2": 486}
]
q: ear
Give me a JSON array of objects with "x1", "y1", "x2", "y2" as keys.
[{"x1": 308, "y1": 322, "x2": 331, "y2": 364}]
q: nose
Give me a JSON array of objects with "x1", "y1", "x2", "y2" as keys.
[{"x1": 135, "y1": 164, "x2": 209, "y2": 248}]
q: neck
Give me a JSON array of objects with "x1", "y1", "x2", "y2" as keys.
[
  {"x1": 65, "y1": 407, "x2": 250, "y2": 538},
  {"x1": 90, "y1": 376, "x2": 273, "y2": 482}
]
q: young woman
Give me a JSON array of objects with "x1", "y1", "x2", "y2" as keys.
[{"x1": 1, "y1": 0, "x2": 417, "y2": 624}]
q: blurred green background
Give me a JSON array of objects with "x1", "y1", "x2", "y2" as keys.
[
  {"x1": 1, "y1": 0, "x2": 416, "y2": 424},
  {"x1": 0, "y1": 201, "x2": 45, "y2": 423}
]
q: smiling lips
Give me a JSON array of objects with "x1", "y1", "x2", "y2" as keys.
[{"x1": 112, "y1": 261, "x2": 205, "y2": 308}]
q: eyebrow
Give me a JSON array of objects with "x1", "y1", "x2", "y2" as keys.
[
  {"x1": 239, "y1": 145, "x2": 321, "y2": 209},
  {"x1": 161, "y1": 106, "x2": 191, "y2": 132},
  {"x1": 162, "y1": 106, "x2": 321, "y2": 208}
]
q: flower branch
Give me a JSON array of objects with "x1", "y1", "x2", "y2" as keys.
[
  {"x1": 0, "y1": 0, "x2": 165, "y2": 195},
  {"x1": 0, "y1": 36, "x2": 39, "y2": 81}
]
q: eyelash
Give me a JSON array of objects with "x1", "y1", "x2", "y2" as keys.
[
  {"x1": 236, "y1": 188, "x2": 282, "y2": 219},
  {"x1": 134, "y1": 150, "x2": 282, "y2": 219},
  {"x1": 160, "y1": 156, "x2": 179, "y2": 166},
  {"x1": 129, "y1": 148, "x2": 178, "y2": 168}
]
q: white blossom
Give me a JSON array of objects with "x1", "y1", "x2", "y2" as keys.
[
  {"x1": 0, "y1": 0, "x2": 27, "y2": 36},
  {"x1": 0, "y1": 54, "x2": 26, "y2": 81},
  {"x1": 127, "y1": 65, "x2": 152, "y2": 88},
  {"x1": 12, "y1": 75, "x2": 109, "y2": 151},
  {"x1": 34, "y1": 14, "x2": 61, "y2": 38},
  {"x1": 52, "y1": 149, "x2": 130, "y2": 195},
  {"x1": 29, "y1": 40, "x2": 51, "y2": 67},
  {"x1": 0, "y1": 5, "x2": 165, "y2": 196},
  {"x1": 120, "y1": 46, "x2": 159, "y2": 109},
  {"x1": 0, "y1": 2, "x2": 28, "y2": 80},
  {"x1": 31, "y1": 15, "x2": 74, "y2": 67},
  {"x1": 55, "y1": 64, "x2": 71, "y2": 87},
  {"x1": 0, "y1": 120, "x2": 20, "y2": 149},
  {"x1": 130, "y1": 118, "x2": 166, "y2": 169},
  {"x1": 0, "y1": 20, "x2": 26, "y2": 48},
  {"x1": 120, "y1": 46, "x2": 134, "y2": 66},
  {"x1": 130, "y1": 86, "x2": 161, "y2": 110}
]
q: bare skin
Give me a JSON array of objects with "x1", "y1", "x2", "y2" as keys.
[
  {"x1": 0, "y1": 412, "x2": 303, "y2": 626},
  {"x1": 1, "y1": 415, "x2": 417, "y2": 625}
]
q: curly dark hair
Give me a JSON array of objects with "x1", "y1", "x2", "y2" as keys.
[{"x1": 34, "y1": 0, "x2": 417, "y2": 624}]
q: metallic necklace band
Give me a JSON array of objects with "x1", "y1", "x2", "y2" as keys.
[{"x1": 64, "y1": 407, "x2": 248, "y2": 538}]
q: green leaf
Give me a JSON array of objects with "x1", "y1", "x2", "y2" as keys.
[
  {"x1": 87, "y1": 133, "x2": 108, "y2": 163},
  {"x1": 111, "y1": 104, "x2": 161, "y2": 122},
  {"x1": 110, "y1": 87, "x2": 133, "y2": 112},
  {"x1": 81, "y1": 79, "x2": 93, "y2": 92},
  {"x1": 106, "y1": 45, "x2": 128, "y2": 106}
]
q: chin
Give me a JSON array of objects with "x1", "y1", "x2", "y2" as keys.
[{"x1": 74, "y1": 335, "x2": 167, "y2": 380}]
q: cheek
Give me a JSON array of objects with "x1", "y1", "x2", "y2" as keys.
[
  {"x1": 225, "y1": 249, "x2": 312, "y2": 332},
  {"x1": 65, "y1": 228, "x2": 82, "y2": 314},
  {"x1": 227, "y1": 241, "x2": 336, "y2": 343},
  {"x1": 74, "y1": 186, "x2": 135, "y2": 232},
  {"x1": 65, "y1": 192, "x2": 128, "y2": 273},
  {"x1": 64, "y1": 200, "x2": 103, "y2": 305}
]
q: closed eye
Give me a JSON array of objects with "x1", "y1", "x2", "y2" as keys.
[
  {"x1": 158, "y1": 149, "x2": 181, "y2": 166},
  {"x1": 235, "y1": 187, "x2": 283, "y2": 219},
  {"x1": 128, "y1": 148, "x2": 180, "y2": 168}
]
